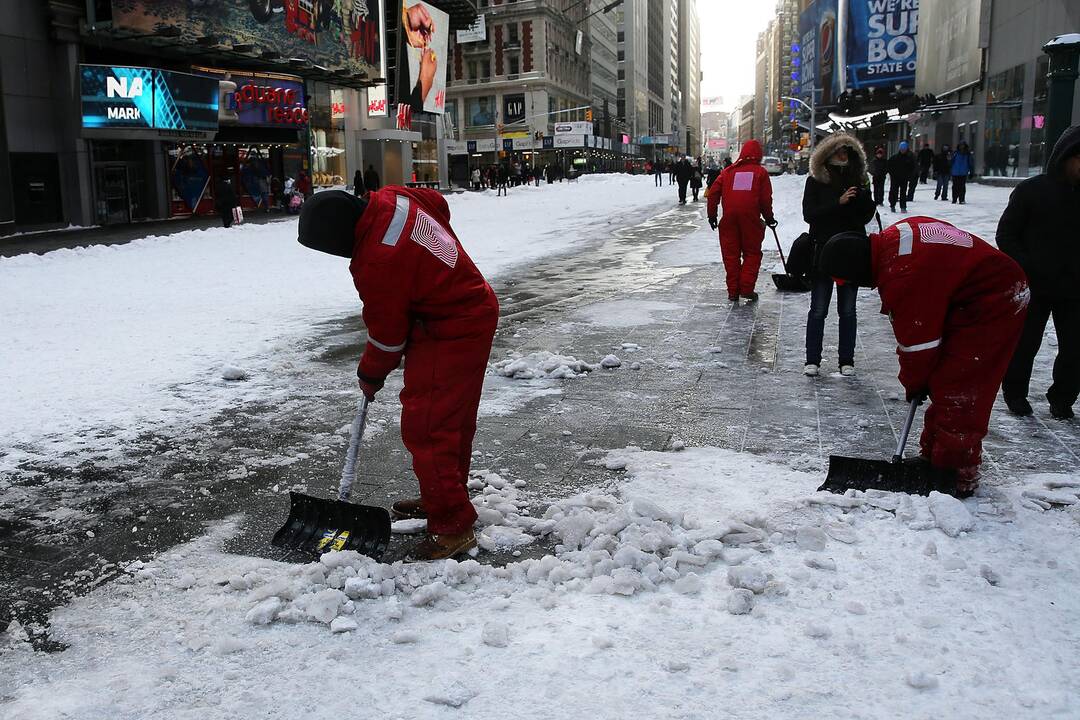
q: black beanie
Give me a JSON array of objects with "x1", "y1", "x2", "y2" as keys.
[
  {"x1": 819, "y1": 231, "x2": 874, "y2": 287},
  {"x1": 297, "y1": 190, "x2": 368, "y2": 258}
]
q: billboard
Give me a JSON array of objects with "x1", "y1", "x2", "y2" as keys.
[
  {"x1": 554, "y1": 121, "x2": 592, "y2": 135},
  {"x1": 466, "y1": 96, "x2": 496, "y2": 127},
  {"x1": 915, "y1": 0, "x2": 984, "y2": 97},
  {"x1": 797, "y1": 0, "x2": 841, "y2": 106},
  {"x1": 845, "y1": 0, "x2": 919, "y2": 91},
  {"x1": 395, "y1": 0, "x2": 450, "y2": 114},
  {"x1": 456, "y1": 14, "x2": 486, "y2": 43},
  {"x1": 110, "y1": 0, "x2": 383, "y2": 77},
  {"x1": 196, "y1": 68, "x2": 308, "y2": 127},
  {"x1": 502, "y1": 94, "x2": 526, "y2": 126},
  {"x1": 80, "y1": 65, "x2": 218, "y2": 134}
]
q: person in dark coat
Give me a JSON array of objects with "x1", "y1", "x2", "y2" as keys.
[
  {"x1": 801, "y1": 133, "x2": 877, "y2": 376},
  {"x1": 215, "y1": 176, "x2": 238, "y2": 228},
  {"x1": 887, "y1": 141, "x2": 916, "y2": 213},
  {"x1": 950, "y1": 143, "x2": 974, "y2": 204},
  {"x1": 675, "y1": 157, "x2": 693, "y2": 204},
  {"x1": 690, "y1": 163, "x2": 704, "y2": 202},
  {"x1": 999, "y1": 125, "x2": 1080, "y2": 420},
  {"x1": 869, "y1": 145, "x2": 888, "y2": 206},
  {"x1": 933, "y1": 144, "x2": 952, "y2": 201},
  {"x1": 363, "y1": 164, "x2": 380, "y2": 193},
  {"x1": 917, "y1": 143, "x2": 934, "y2": 184},
  {"x1": 353, "y1": 169, "x2": 364, "y2": 197}
]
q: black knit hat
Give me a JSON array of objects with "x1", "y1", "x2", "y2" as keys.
[
  {"x1": 297, "y1": 190, "x2": 368, "y2": 258},
  {"x1": 819, "y1": 231, "x2": 874, "y2": 288}
]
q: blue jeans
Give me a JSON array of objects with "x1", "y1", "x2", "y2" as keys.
[
  {"x1": 935, "y1": 174, "x2": 949, "y2": 199},
  {"x1": 806, "y1": 277, "x2": 858, "y2": 366}
]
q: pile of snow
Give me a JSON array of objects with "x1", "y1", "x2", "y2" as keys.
[{"x1": 491, "y1": 351, "x2": 601, "y2": 379}]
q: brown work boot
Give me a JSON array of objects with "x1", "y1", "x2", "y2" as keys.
[
  {"x1": 406, "y1": 529, "x2": 477, "y2": 561},
  {"x1": 391, "y1": 497, "x2": 427, "y2": 520}
]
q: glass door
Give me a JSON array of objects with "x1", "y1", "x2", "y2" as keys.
[{"x1": 95, "y1": 165, "x2": 130, "y2": 225}]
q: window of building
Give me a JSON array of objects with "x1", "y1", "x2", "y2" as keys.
[
  {"x1": 617, "y1": 50, "x2": 624, "y2": 61},
  {"x1": 617, "y1": 68, "x2": 625, "y2": 80},
  {"x1": 469, "y1": 61, "x2": 477, "y2": 81},
  {"x1": 466, "y1": 96, "x2": 496, "y2": 127},
  {"x1": 507, "y1": 23, "x2": 518, "y2": 44},
  {"x1": 1029, "y1": 55, "x2": 1049, "y2": 174},
  {"x1": 481, "y1": 60, "x2": 491, "y2": 79},
  {"x1": 984, "y1": 63, "x2": 1024, "y2": 177},
  {"x1": 509, "y1": 56, "x2": 519, "y2": 76}
]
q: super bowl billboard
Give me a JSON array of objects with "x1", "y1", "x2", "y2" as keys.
[
  {"x1": 845, "y1": 0, "x2": 919, "y2": 91},
  {"x1": 110, "y1": 0, "x2": 384, "y2": 77},
  {"x1": 797, "y1": 0, "x2": 841, "y2": 106}
]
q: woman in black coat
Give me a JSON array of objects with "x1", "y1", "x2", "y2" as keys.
[
  {"x1": 215, "y1": 176, "x2": 238, "y2": 228},
  {"x1": 801, "y1": 133, "x2": 877, "y2": 377}
]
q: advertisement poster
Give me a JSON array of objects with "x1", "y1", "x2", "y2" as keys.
[
  {"x1": 396, "y1": 0, "x2": 450, "y2": 114},
  {"x1": 456, "y1": 13, "x2": 486, "y2": 43},
  {"x1": 797, "y1": 0, "x2": 841, "y2": 106},
  {"x1": 915, "y1": 0, "x2": 983, "y2": 97},
  {"x1": 81, "y1": 65, "x2": 218, "y2": 133},
  {"x1": 845, "y1": 0, "x2": 919, "y2": 90},
  {"x1": 502, "y1": 94, "x2": 526, "y2": 126},
  {"x1": 466, "y1": 96, "x2": 496, "y2": 127},
  {"x1": 110, "y1": 0, "x2": 382, "y2": 76},
  {"x1": 196, "y1": 67, "x2": 307, "y2": 127}
]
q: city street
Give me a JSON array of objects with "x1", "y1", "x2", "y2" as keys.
[{"x1": 2, "y1": 175, "x2": 1078, "y2": 718}]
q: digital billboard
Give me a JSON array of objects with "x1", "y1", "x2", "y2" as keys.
[
  {"x1": 845, "y1": 0, "x2": 919, "y2": 91},
  {"x1": 395, "y1": 0, "x2": 450, "y2": 114},
  {"x1": 81, "y1": 65, "x2": 219, "y2": 133},
  {"x1": 915, "y1": 0, "x2": 984, "y2": 97},
  {"x1": 110, "y1": 0, "x2": 384, "y2": 77},
  {"x1": 196, "y1": 67, "x2": 308, "y2": 127},
  {"x1": 797, "y1": 0, "x2": 841, "y2": 106}
]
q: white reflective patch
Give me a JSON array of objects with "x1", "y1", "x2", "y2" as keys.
[
  {"x1": 381, "y1": 195, "x2": 411, "y2": 246},
  {"x1": 897, "y1": 338, "x2": 942, "y2": 353},
  {"x1": 897, "y1": 223, "x2": 914, "y2": 256},
  {"x1": 367, "y1": 336, "x2": 406, "y2": 353}
]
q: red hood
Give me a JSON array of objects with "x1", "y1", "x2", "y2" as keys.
[{"x1": 736, "y1": 140, "x2": 763, "y2": 166}]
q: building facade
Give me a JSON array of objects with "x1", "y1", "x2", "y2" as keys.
[{"x1": 678, "y1": 0, "x2": 702, "y2": 157}]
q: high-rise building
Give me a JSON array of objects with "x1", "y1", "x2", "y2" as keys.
[
  {"x1": 678, "y1": 0, "x2": 702, "y2": 157},
  {"x1": 589, "y1": 2, "x2": 619, "y2": 141}
]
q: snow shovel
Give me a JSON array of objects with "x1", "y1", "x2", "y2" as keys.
[
  {"x1": 819, "y1": 397, "x2": 958, "y2": 496},
  {"x1": 769, "y1": 225, "x2": 810, "y2": 292},
  {"x1": 271, "y1": 396, "x2": 391, "y2": 559}
]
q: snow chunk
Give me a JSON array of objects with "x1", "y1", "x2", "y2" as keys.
[
  {"x1": 410, "y1": 581, "x2": 449, "y2": 607},
  {"x1": 330, "y1": 616, "x2": 358, "y2": 633},
  {"x1": 600, "y1": 354, "x2": 622, "y2": 369},
  {"x1": 674, "y1": 573, "x2": 702, "y2": 595},
  {"x1": 173, "y1": 573, "x2": 197, "y2": 590},
  {"x1": 220, "y1": 365, "x2": 249, "y2": 381},
  {"x1": 795, "y1": 526, "x2": 828, "y2": 551},
  {"x1": 481, "y1": 621, "x2": 510, "y2": 648},
  {"x1": 727, "y1": 589, "x2": 755, "y2": 615},
  {"x1": 423, "y1": 681, "x2": 478, "y2": 708},
  {"x1": 391, "y1": 519, "x2": 428, "y2": 534},
  {"x1": 478, "y1": 526, "x2": 534, "y2": 551},
  {"x1": 927, "y1": 492, "x2": 974, "y2": 537},
  {"x1": 728, "y1": 566, "x2": 768, "y2": 594},
  {"x1": 905, "y1": 671, "x2": 939, "y2": 690},
  {"x1": 491, "y1": 351, "x2": 599, "y2": 379},
  {"x1": 245, "y1": 597, "x2": 285, "y2": 625}
]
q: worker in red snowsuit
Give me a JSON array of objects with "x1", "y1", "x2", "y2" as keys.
[
  {"x1": 706, "y1": 140, "x2": 776, "y2": 302},
  {"x1": 820, "y1": 217, "x2": 1030, "y2": 495},
  {"x1": 298, "y1": 188, "x2": 499, "y2": 560}
]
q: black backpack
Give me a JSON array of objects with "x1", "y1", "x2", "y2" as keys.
[{"x1": 785, "y1": 232, "x2": 814, "y2": 277}]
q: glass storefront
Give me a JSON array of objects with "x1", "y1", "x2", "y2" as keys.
[
  {"x1": 308, "y1": 83, "x2": 347, "y2": 188},
  {"x1": 984, "y1": 63, "x2": 1024, "y2": 177},
  {"x1": 165, "y1": 143, "x2": 303, "y2": 216},
  {"x1": 1029, "y1": 55, "x2": 1050, "y2": 175},
  {"x1": 410, "y1": 113, "x2": 440, "y2": 185},
  {"x1": 90, "y1": 140, "x2": 152, "y2": 225}
]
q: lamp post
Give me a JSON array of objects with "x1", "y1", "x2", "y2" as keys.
[{"x1": 1042, "y1": 34, "x2": 1080, "y2": 167}]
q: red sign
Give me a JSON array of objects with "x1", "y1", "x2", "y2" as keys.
[
  {"x1": 236, "y1": 83, "x2": 309, "y2": 125},
  {"x1": 331, "y1": 102, "x2": 346, "y2": 117},
  {"x1": 368, "y1": 98, "x2": 386, "y2": 114}
]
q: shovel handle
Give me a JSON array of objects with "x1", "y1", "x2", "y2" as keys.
[
  {"x1": 892, "y1": 397, "x2": 921, "y2": 462},
  {"x1": 338, "y1": 395, "x2": 370, "y2": 502},
  {"x1": 769, "y1": 225, "x2": 790, "y2": 274},
  {"x1": 875, "y1": 212, "x2": 884, "y2": 234}
]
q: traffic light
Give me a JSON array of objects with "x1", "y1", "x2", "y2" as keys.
[{"x1": 586, "y1": 108, "x2": 593, "y2": 122}]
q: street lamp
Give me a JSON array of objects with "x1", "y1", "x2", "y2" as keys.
[{"x1": 1042, "y1": 33, "x2": 1080, "y2": 165}]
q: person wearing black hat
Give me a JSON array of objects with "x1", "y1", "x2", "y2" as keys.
[
  {"x1": 999, "y1": 125, "x2": 1080, "y2": 420},
  {"x1": 298, "y1": 187, "x2": 499, "y2": 560},
  {"x1": 819, "y1": 217, "x2": 1028, "y2": 495}
]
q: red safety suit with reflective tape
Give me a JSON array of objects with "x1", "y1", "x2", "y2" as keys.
[
  {"x1": 351, "y1": 186, "x2": 499, "y2": 534},
  {"x1": 706, "y1": 140, "x2": 775, "y2": 296},
  {"x1": 871, "y1": 216, "x2": 1029, "y2": 470}
]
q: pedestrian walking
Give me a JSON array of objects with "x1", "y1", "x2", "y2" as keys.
[
  {"x1": 353, "y1": 169, "x2": 365, "y2": 197},
  {"x1": 363, "y1": 164, "x2": 381, "y2": 193},
  {"x1": 652, "y1": 161, "x2": 662, "y2": 187},
  {"x1": 801, "y1": 133, "x2": 876, "y2": 377},
  {"x1": 471, "y1": 167, "x2": 481, "y2": 191},
  {"x1": 819, "y1": 217, "x2": 1029, "y2": 495},
  {"x1": 497, "y1": 164, "x2": 509, "y2": 196},
  {"x1": 675, "y1": 156, "x2": 693, "y2": 205},
  {"x1": 668, "y1": 161, "x2": 676, "y2": 186},
  {"x1": 690, "y1": 164, "x2": 703, "y2": 202},
  {"x1": 295, "y1": 171, "x2": 312, "y2": 198},
  {"x1": 297, "y1": 188, "x2": 500, "y2": 560},
  {"x1": 869, "y1": 145, "x2": 888, "y2": 206},
  {"x1": 917, "y1": 143, "x2": 934, "y2": 184},
  {"x1": 933, "y1": 144, "x2": 952, "y2": 201},
  {"x1": 887, "y1": 141, "x2": 916, "y2": 213},
  {"x1": 950, "y1": 143, "x2": 974, "y2": 204},
  {"x1": 999, "y1": 125, "x2": 1080, "y2": 420},
  {"x1": 215, "y1": 176, "x2": 238, "y2": 228},
  {"x1": 705, "y1": 139, "x2": 776, "y2": 303}
]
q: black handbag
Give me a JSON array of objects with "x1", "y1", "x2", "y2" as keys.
[{"x1": 785, "y1": 232, "x2": 814, "y2": 277}]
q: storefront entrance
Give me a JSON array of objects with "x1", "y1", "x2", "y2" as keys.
[
  {"x1": 9, "y1": 153, "x2": 63, "y2": 226},
  {"x1": 90, "y1": 141, "x2": 153, "y2": 226}
]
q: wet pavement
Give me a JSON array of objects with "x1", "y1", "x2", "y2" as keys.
[{"x1": 3, "y1": 199, "x2": 1077, "y2": 649}]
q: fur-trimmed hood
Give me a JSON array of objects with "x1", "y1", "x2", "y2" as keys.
[{"x1": 809, "y1": 133, "x2": 868, "y2": 184}]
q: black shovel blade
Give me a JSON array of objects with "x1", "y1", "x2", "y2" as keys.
[
  {"x1": 772, "y1": 274, "x2": 811, "y2": 292},
  {"x1": 271, "y1": 491, "x2": 391, "y2": 560},
  {"x1": 820, "y1": 455, "x2": 959, "y2": 496}
]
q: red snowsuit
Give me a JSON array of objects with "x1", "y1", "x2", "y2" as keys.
[
  {"x1": 706, "y1": 140, "x2": 775, "y2": 297},
  {"x1": 351, "y1": 186, "x2": 499, "y2": 534},
  {"x1": 870, "y1": 217, "x2": 1029, "y2": 471}
]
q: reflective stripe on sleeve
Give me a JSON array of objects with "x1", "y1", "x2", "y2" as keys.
[
  {"x1": 897, "y1": 223, "x2": 914, "y2": 256},
  {"x1": 367, "y1": 336, "x2": 406, "y2": 353},
  {"x1": 897, "y1": 338, "x2": 941, "y2": 353},
  {"x1": 381, "y1": 195, "x2": 411, "y2": 246}
]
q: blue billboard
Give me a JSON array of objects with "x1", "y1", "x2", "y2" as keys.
[
  {"x1": 845, "y1": 0, "x2": 919, "y2": 90},
  {"x1": 797, "y1": 0, "x2": 841, "y2": 106},
  {"x1": 81, "y1": 65, "x2": 219, "y2": 133}
]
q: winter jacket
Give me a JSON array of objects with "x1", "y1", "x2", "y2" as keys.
[
  {"x1": 869, "y1": 154, "x2": 888, "y2": 180},
  {"x1": 886, "y1": 150, "x2": 916, "y2": 181},
  {"x1": 997, "y1": 125, "x2": 1080, "y2": 299},
  {"x1": 801, "y1": 133, "x2": 876, "y2": 275},
  {"x1": 950, "y1": 150, "x2": 973, "y2": 177},
  {"x1": 917, "y1": 147, "x2": 935, "y2": 170},
  {"x1": 214, "y1": 179, "x2": 237, "y2": 211},
  {"x1": 870, "y1": 216, "x2": 1028, "y2": 397},
  {"x1": 706, "y1": 140, "x2": 775, "y2": 225},
  {"x1": 350, "y1": 186, "x2": 500, "y2": 384},
  {"x1": 363, "y1": 168, "x2": 381, "y2": 192},
  {"x1": 675, "y1": 160, "x2": 694, "y2": 184},
  {"x1": 932, "y1": 149, "x2": 952, "y2": 176},
  {"x1": 690, "y1": 167, "x2": 703, "y2": 189}
]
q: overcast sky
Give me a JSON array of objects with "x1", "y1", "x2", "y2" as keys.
[{"x1": 697, "y1": 1, "x2": 780, "y2": 109}]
